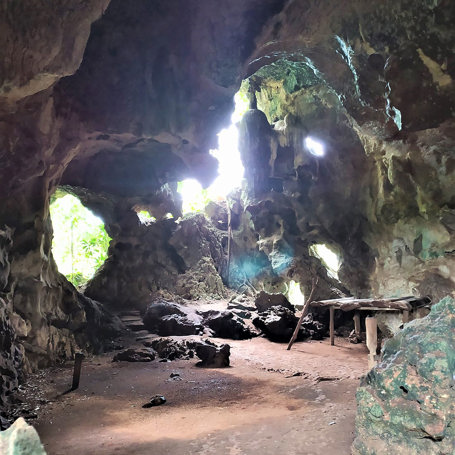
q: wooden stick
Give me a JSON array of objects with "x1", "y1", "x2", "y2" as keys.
[
  {"x1": 287, "y1": 278, "x2": 318, "y2": 350},
  {"x1": 329, "y1": 306, "x2": 335, "y2": 346},
  {"x1": 71, "y1": 352, "x2": 84, "y2": 390}
]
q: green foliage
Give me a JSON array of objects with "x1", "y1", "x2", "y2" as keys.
[
  {"x1": 50, "y1": 192, "x2": 111, "y2": 287},
  {"x1": 177, "y1": 180, "x2": 212, "y2": 214}
]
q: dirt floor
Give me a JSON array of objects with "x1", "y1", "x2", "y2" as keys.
[{"x1": 24, "y1": 334, "x2": 369, "y2": 455}]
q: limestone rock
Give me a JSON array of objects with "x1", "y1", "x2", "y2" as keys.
[
  {"x1": 142, "y1": 301, "x2": 203, "y2": 336},
  {"x1": 113, "y1": 348, "x2": 156, "y2": 362},
  {"x1": 195, "y1": 341, "x2": 230, "y2": 368},
  {"x1": 146, "y1": 338, "x2": 195, "y2": 361},
  {"x1": 252, "y1": 306, "x2": 298, "y2": 342},
  {"x1": 200, "y1": 310, "x2": 253, "y2": 340},
  {"x1": 254, "y1": 291, "x2": 293, "y2": 313},
  {"x1": 353, "y1": 297, "x2": 455, "y2": 454},
  {"x1": 0, "y1": 417, "x2": 46, "y2": 455}
]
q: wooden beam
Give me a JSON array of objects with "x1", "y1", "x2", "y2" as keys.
[
  {"x1": 287, "y1": 278, "x2": 318, "y2": 350},
  {"x1": 310, "y1": 295, "x2": 430, "y2": 312},
  {"x1": 329, "y1": 306, "x2": 335, "y2": 346}
]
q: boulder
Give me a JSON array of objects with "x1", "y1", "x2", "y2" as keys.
[
  {"x1": 252, "y1": 305, "x2": 298, "y2": 342},
  {"x1": 353, "y1": 297, "x2": 455, "y2": 454},
  {"x1": 113, "y1": 347, "x2": 156, "y2": 362},
  {"x1": 146, "y1": 338, "x2": 195, "y2": 361},
  {"x1": 200, "y1": 310, "x2": 253, "y2": 340},
  {"x1": 254, "y1": 291, "x2": 293, "y2": 313},
  {"x1": 142, "y1": 300, "x2": 203, "y2": 336},
  {"x1": 300, "y1": 313, "x2": 326, "y2": 340},
  {"x1": 195, "y1": 340, "x2": 230, "y2": 368},
  {"x1": 0, "y1": 417, "x2": 47, "y2": 455}
]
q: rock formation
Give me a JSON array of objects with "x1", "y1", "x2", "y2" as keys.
[
  {"x1": 1, "y1": 2, "x2": 455, "y2": 453},
  {"x1": 353, "y1": 297, "x2": 455, "y2": 454},
  {"x1": 0, "y1": 417, "x2": 47, "y2": 455}
]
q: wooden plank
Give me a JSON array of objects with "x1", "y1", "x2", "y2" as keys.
[
  {"x1": 353, "y1": 311, "x2": 361, "y2": 336},
  {"x1": 309, "y1": 295, "x2": 430, "y2": 312},
  {"x1": 329, "y1": 306, "x2": 335, "y2": 346}
]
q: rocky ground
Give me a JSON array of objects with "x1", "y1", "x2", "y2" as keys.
[{"x1": 16, "y1": 327, "x2": 368, "y2": 455}]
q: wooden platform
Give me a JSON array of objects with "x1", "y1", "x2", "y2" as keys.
[{"x1": 310, "y1": 296, "x2": 431, "y2": 352}]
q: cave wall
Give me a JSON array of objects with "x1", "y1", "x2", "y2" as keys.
[
  {"x1": 0, "y1": 0, "x2": 289, "y2": 421},
  {"x1": 236, "y1": 0, "x2": 455, "y2": 302},
  {"x1": 1, "y1": 1, "x2": 455, "y2": 449}
]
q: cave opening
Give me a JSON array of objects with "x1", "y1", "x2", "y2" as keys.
[
  {"x1": 177, "y1": 86, "x2": 248, "y2": 214},
  {"x1": 49, "y1": 189, "x2": 111, "y2": 287}
]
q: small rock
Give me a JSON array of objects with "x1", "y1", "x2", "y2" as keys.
[
  {"x1": 112, "y1": 348, "x2": 156, "y2": 362},
  {"x1": 142, "y1": 395, "x2": 166, "y2": 408}
]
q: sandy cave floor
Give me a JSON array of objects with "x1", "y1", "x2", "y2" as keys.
[{"x1": 22, "y1": 331, "x2": 369, "y2": 455}]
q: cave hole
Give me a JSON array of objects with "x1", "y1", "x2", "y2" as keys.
[
  {"x1": 136, "y1": 210, "x2": 157, "y2": 225},
  {"x1": 50, "y1": 190, "x2": 111, "y2": 287},
  {"x1": 309, "y1": 243, "x2": 341, "y2": 280},
  {"x1": 288, "y1": 280, "x2": 306, "y2": 308},
  {"x1": 305, "y1": 136, "x2": 325, "y2": 157},
  {"x1": 177, "y1": 87, "x2": 248, "y2": 214}
]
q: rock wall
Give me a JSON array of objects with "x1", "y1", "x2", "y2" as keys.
[
  {"x1": 239, "y1": 0, "x2": 455, "y2": 300},
  {"x1": 353, "y1": 297, "x2": 455, "y2": 454},
  {"x1": 0, "y1": 0, "x2": 288, "y2": 420}
]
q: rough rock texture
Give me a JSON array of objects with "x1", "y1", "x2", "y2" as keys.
[
  {"x1": 353, "y1": 297, "x2": 455, "y2": 454},
  {"x1": 142, "y1": 301, "x2": 203, "y2": 336},
  {"x1": 146, "y1": 338, "x2": 195, "y2": 361},
  {"x1": 254, "y1": 291, "x2": 293, "y2": 313},
  {"x1": 83, "y1": 208, "x2": 227, "y2": 308},
  {"x1": 2, "y1": 1, "x2": 455, "y2": 444},
  {"x1": 112, "y1": 348, "x2": 156, "y2": 362},
  {"x1": 0, "y1": 417, "x2": 47, "y2": 455},
  {"x1": 239, "y1": 0, "x2": 455, "y2": 301},
  {"x1": 252, "y1": 306, "x2": 298, "y2": 342},
  {"x1": 195, "y1": 341, "x2": 231, "y2": 368},
  {"x1": 200, "y1": 310, "x2": 253, "y2": 340},
  {"x1": 253, "y1": 305, "x2": 326, "y2": 342}
]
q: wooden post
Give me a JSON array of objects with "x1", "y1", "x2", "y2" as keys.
[
  {"x1": 71, "y1": 353, "x2": 84, "y2": 390},
  {"x1": 329, "y1": 306, "x2": 335, "y2": 346},
  {"x1": 287, "y1": 278, "x2": 318, "y2": 350},
  {"x1": 353, "y1": 311, "x2": 361, "y2": 336},
  {"x1": 365, "y1": 317, "x2": 378, "y2": 369},
  {"x1": 402, "y1": 310, "x2": 410, "y2": 324}
]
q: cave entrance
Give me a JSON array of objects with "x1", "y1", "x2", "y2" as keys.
[
  {"x1": 49, "y1": 189, "x2": 111, "y2": 287},
  {"x1": 178, "y1": 86, "x2": 248, "y2": 214},
  {"x1": 309, "y1": 243, "x2": 341, "y2": 280},
  {"x1": 288, "y1": 280, "x2": 305, "y2": 308}
]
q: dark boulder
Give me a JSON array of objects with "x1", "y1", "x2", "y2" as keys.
[
  {"x1": 254, "y1": 291, "x2": 293, "y2": 313},
  {"x1": 146, "y1": 338, "x2": 195, "y2": 361},
  {"x1": 194, "y1": 340, "x2": 230, "y2": 368},
  {"x1": 253, "y1": 305, "x2": 298, "y2": 342},
  {"x1": 200, "y1": 310, "x2": 253, "y2": 339},
  {"x1": 113, "y1": 347, "x2": 156, "y2": 362},
  {"x1": 300, "y1": 313, "x2": 326, "y2": 340},
  {"x1": 142, "y1": 300, "x2": 203, "y2": 336}
]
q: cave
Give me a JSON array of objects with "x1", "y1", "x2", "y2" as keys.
[{"x1": 1, "y1": 1, "x2": 454, "y2": 454}]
